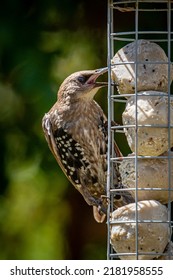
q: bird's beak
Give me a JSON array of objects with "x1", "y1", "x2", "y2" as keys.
[
  {"x1": 95, "y1": 67, "x2": 108, "y2": 75},
  {"x1": 86, "y1": 67, "x2": 108, "y2": 87}
]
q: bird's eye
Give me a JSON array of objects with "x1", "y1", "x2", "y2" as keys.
[{"x1": 77, "y1": 75, "x2": 88, "y2": 84}]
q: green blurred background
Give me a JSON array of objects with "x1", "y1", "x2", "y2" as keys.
[
  {"x1": 0, "y1": 0, "x2": 110, "y2": 260},
  {"x1": 0, "y1": 0, "x2": 172, "y2": 260}
]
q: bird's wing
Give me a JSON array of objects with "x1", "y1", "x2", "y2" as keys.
[
  {"x1": 42, "y1": 114, "x2": 80, "y2": 187},
  {"x1": 42, "y1": 114, "x2": 66, "y2": 173},
  {"x1": 42, "y1": 113, "x2": 104, "y2": 207}
]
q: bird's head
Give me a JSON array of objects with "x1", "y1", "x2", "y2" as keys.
[{"x1": 58, "y1": 67, "x2": 108, "y2": 103}]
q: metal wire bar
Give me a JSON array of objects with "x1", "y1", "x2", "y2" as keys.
[
  {"x1": 107, "y1": 0, "x2": 173, "y2": 260},
  {"x1": 107, "y1": 0, "x2": 113, "y2": 260},
  {"x1": 111, "y1": 92, "x2": 169, "y2": 98},
  {"x1": 112, "y1": 37, "x2": 173, "y2": 42},
  {"x1": 110, "y1": 187, "x2": 173, "y2": 191},
  {"x1": 112, "y1": 124, "x2": 173, "y2": 128},
  {"x1": 110, "y1": 220, "x2": 172, "y2": 224},
  {"x1": 112, "y1": 0, "x2": 173, "y2": 5},
  {"x1": 113, "y1": 8, "x2": 173, "y2": 12},
  {"x1": 113, "y1": 0, "x2": 170, "y2": 4},
  {"x1": 166, "y1": 0, "x2": 172, "y2": 259},
  {"x1": 109, "y1": 251, "x2": 173, "y2": 257},
  {"x1": 111, "y1": 31, "x2": 173, "y2": 36},
  {"x1": 134, "y1": 0, "x2": 139, "y2": 260},
  {"x1": 111, "y1": 61, "x2": 171, "y2": 65},
  {"x1": 111, "y1": 154, "x2": 173, "y2": 159}
]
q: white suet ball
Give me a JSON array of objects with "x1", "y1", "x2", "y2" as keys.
[
  {"x1": 111, "y1": 40, "x2": 173, "y2": 95},
  {"x1": 110, "y1": 200, "x2": 169, "y2": 260},
  {"x1": 122, "y1": 92, "x2": 173, "y2": 156},
  {"x1": 119, "y1": 152, "x2": 173, "y2": 204}
]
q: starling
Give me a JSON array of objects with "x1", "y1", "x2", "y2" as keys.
[{"x1": 42, "y1": 68, "x2": 133, "y2": 223}]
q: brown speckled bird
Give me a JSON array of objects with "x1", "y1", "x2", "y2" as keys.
[{"x1": 42, "y1": 68, "x2": 133, "y2": 223}]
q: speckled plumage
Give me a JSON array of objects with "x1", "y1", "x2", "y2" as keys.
[{"x1": 42, "y1": 68, "x2": 133, "y2": 222}]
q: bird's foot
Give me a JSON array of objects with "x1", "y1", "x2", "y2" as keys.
[{"x1": 100, "y1": 194, "x2": 110, "y2": 205}]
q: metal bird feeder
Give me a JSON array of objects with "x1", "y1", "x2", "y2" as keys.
[{"x1": 107, "y1": 0, "x2": 173, "y2": 260}]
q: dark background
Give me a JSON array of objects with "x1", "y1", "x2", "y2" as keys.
[{"x1": 0, "y1": 0, "x2": 172, "y2": 259}]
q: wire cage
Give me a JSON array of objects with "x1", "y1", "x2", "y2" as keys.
[{"x1": 107, "y1": 0, "x2": 173, "y2": 260}]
